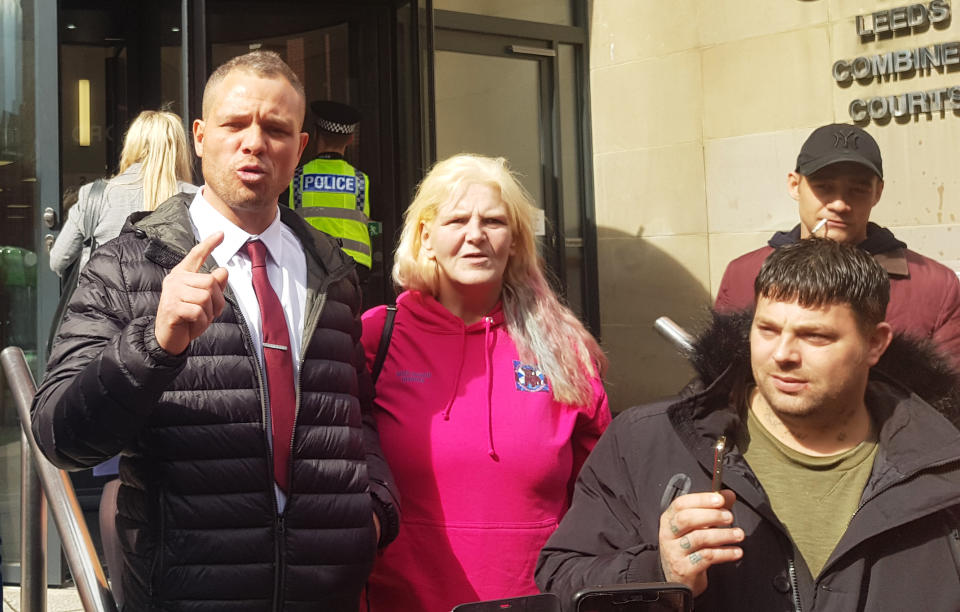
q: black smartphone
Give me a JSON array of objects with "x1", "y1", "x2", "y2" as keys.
[
  {"x1": 572, "y1": 583, "x2": 692, "y2": 612},
  {"x1": 451, "y1": 593, "x2": 561, "y2": 612}
]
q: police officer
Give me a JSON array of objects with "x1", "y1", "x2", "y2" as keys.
[{"x1": 286, "y1": 100, "x2": 373, "y2": 274}]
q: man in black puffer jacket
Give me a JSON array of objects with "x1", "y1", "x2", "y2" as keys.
[
  {"x1": 32, "y1": 51, "x2": 398, "y2": 611},
  {"x1": 537, "y1": 239, "x2": 960, "y2": 611}
]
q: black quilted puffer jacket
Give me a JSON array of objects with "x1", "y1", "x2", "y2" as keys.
[{"x1": 32, "y1": 194, "x2": 399, "y2": 612}]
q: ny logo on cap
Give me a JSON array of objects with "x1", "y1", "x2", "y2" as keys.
[{"x1": 833, "y1": 130, "x2": 860, "y2": 149}]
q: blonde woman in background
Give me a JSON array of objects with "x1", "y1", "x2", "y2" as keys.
[
  {"x1": 360, "y1": 153, "x2": 611, "y2": 611},
  {"x1": 50, "y1": 109, "x2": 197, "y2": 276}
]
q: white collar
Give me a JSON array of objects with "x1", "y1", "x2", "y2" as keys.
[{"x1": 189, "y1": 188, "x2": 286, "y2": 266}]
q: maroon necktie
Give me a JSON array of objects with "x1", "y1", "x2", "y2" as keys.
[{"x1": 243, "y1": 240, "x2": 296, "y2": 492}]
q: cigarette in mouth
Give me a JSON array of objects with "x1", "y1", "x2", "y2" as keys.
[{"x1": 811, "y1": 219, "x2": 828, "y2": 235}]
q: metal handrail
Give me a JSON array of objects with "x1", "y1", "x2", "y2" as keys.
[
  {"x1": 653, "y1": 316, "x2": 696, "y2": 355},
  {"x1": 1, "y1": 346, "x2": 118, "y2": 612}
]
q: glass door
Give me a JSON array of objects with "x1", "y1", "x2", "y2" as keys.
[
  {"x1": 433, "y1": 35, "x2": 559, "y2": 282},
  {"x1": 1, "y1": 0, "x2": 61, "y2": 585},
  {"x1": 432, "y1": 12, "x2": 599, "y2": 333},
  {"x1": 59, "y1": 1, "x2": 187, "y2": 194}
]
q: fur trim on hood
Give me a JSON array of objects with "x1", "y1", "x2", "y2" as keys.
[{"x1": 687, "y1": 309, "x2": 960, "y2": 427}]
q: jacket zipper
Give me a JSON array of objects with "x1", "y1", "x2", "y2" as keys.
[
  {"x1": 948, "y1": 525, "x2": 960, "y2": 572},
  {"x1": 223, "y1": 292, "x2": 284, "y2": 609},
  {"x1": 225, "y1": 293, "x2": 275, "y2": 492},
  {"x1": 274, "y1": 263, "x2": 346, "y2": 610},
  {"x1": 788, "y1": 557, "x2": 802, "y2": 612},
  {"x1": 273, "y1": 515, "x2": 285, "y2": 612},
  {"x1": 271, "y1": 257, "x2": 349, "y2": 609},
  {"x1": 149, "y1": 490, "x2": 167, "y2": 596}
]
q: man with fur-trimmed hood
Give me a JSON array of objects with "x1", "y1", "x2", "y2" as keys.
[{"x1": 537, "y1": 238, "x2": 960, "y2": 611}]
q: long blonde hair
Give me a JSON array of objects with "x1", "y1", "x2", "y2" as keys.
[
  {"x1": 394, "y1": 153, "x2": 607, "y2": 405},
  {"x1": 117, "y1": 110, "x2": 192, "y2": 211}
]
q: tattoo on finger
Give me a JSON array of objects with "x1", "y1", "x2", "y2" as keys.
[
  {"x1": 689, "y1": 552, "x2": 703, "y2": 565},
  {"x1": 679, "y1": 536, "x2": 691, "y2": 550},
  {"x1": 669, "y1": 519, "x2": 680, "y2": 535}
]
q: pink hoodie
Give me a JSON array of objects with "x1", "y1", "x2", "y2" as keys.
[{"x1": 360, "y1": 291, "x2": 610, "y2": 611}]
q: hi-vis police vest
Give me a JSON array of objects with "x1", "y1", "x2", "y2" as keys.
[{"x1": 288, "y1": 155, "x2": 372, "y2": 268}]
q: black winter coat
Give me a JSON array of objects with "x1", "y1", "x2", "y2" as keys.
[
  {"x1": 536, "y1": 312, "x2": 960, "y2": 612},
  {"x1": 32, "y1": 195, "x2": 399, "y2": 612}
]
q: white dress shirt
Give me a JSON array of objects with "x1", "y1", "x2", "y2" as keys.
[{"x1": 188, "y1": 188, "x2": 307, "y2": 511}]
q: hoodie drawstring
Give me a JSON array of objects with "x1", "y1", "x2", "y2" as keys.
[
  {"x1": 442, "y1": 316, "x2": 498, "y2": 461},
  {"x1": 484, "y1": 316, "x2": 498, "y2": 461},
  {"x1": 442, "y1": 331, "x2": 465, "y2": 420}
]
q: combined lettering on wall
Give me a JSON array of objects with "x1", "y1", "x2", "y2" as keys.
[{"x1": 832, "y1": 0, "x2": 960, "y2": 123}]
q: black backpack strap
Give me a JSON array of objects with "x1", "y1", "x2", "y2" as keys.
[
  {"x1": 371, "y1": 305, "x2": 397, "y2": 384},
  {"x1": 48, "y1": 178, "x2": 108, "y2": 355},
  {"x1": 82, "y1": 178, "x2": 108, "y2": 250}
]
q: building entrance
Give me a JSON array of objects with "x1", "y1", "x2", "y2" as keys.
[{"x1": 1, "y1": 0, "x2": 594, "y2": 587}]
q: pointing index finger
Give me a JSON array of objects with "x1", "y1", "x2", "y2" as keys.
[{"x1": 177, "y1": 231, "x2": 224, "y2": 273}]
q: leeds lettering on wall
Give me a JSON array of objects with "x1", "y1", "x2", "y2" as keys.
[{"x1": 855, "y1": 1, "x2": 949, "y2": 38}]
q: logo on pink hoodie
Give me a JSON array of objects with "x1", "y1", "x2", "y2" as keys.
[{"x1": 513, "y1": 361, "x2": 549, "y2": 393}]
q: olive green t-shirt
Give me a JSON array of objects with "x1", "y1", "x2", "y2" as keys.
[{"x1": 742, "y1": 406, "x2": 878, "y2": 577}]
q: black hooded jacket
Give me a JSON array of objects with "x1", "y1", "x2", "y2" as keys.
[
  {"x1": 32, "y1": 194, "x2": 399, "y2": 612},
  {"x1": 537, "y1": 311, "x2": 960, "y2": 612}
]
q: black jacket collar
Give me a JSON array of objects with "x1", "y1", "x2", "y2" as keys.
[
  {"x1": 768, "y1": 222, "x2": 907, "y2": 254},
  {"x1": 123, "y1": 192, "x2": 355, "y2": 279},
  {"x1": 768, "y1": 223, "x2": 911, "y2": 277}
]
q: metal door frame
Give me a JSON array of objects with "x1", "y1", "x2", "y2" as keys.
[
  {"x1": 429, "y1": 9, "x2": 600, "y2": 335},
  {"x1": 0, "y1": 0, "x2": 71, "y2": 588}
]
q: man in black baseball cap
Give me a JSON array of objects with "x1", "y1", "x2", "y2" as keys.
[
  {"x1": 794, "y1": 123, "x2": 883, "y2": 179},
  {"x1": 785, "y1": 123, "x2": 883, "y2": 246},
  {"x1": 714, "y1": 122, "x2": 960, "y2": 369}
]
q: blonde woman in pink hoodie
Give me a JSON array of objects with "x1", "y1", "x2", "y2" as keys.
[{"x1": 360, "y1": 154, "x2": 611, "y2": 611}]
